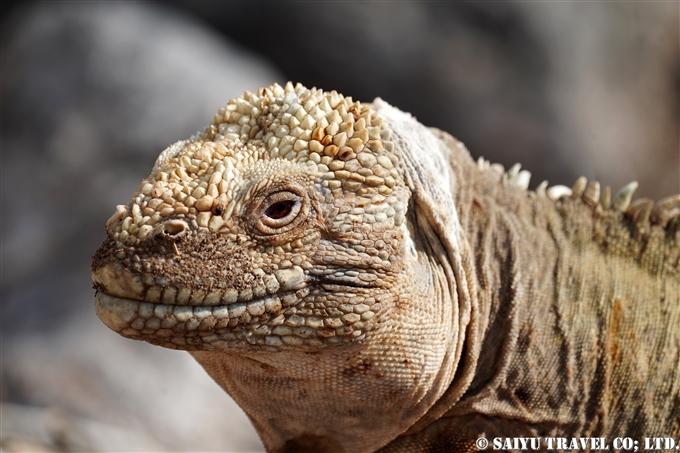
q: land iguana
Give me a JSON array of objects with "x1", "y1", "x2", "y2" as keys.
[{"x1": 92, "y1": 83, "x2": 680, "y2": 453}]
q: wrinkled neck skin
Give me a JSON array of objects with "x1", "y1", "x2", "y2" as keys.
[
  {"x1": 440, "y1": 133, "x2": 680, "y2": 437},
  {"x1": 192, "y1": 231, "x2": 459, "y2": 453}
]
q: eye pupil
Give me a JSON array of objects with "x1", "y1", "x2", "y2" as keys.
[{"x1": 265, "y1": 200, "x2": 295, "y2": 219}]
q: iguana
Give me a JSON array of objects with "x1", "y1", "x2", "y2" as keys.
[{"x1": 92, "y1": 83, "x2": 680, "y2": 453}]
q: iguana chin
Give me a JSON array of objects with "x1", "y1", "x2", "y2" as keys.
[{"x1": 92, "y1": 83, "x2": 680, "y2": 453}]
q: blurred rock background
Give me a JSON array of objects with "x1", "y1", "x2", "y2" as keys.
[{"x1": 1, "y1": 1, "x2": 677, "y2": 452}]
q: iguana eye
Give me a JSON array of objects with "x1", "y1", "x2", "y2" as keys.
[
  {"x1": 255, "y1": 191, "x2": 304, "y2": 233},
  {"x1": 265, "y1": 200, "x2": 295, "y2": 219}
]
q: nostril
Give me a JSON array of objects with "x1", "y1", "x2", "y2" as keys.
[{"x1": 163, "y1": 219, "x2": 189, "y2": 236}]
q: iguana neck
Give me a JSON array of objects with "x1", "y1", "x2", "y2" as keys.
[
  {"x1": 454, "y1": 152, "x2": 565, "y2": 399},
  {"x1": 404, "y1": 134, "x2": 551, "y2": 421}
]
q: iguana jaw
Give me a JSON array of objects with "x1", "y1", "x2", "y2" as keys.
[{"x1": 92, "y1": 225, "x2": 461, "y2": 453}]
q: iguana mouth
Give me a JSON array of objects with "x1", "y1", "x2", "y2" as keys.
[
  {"x1": 94, "y1": 288, "x2": 318, "y2": 350},
  {"x1": 93, "y1": 258, "x2": 381, "y2": 350}
]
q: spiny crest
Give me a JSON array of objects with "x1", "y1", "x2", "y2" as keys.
[
  {"x1": 477, "y1": 157, "x2": 680, "y2": 233},
  {"x1": 106, "y1": 83, "x2": 407, "y2": 246}
]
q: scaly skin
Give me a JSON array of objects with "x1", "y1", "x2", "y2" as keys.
[{"x1": 92, "y1": 83, "x2": 680, "y2": 453}]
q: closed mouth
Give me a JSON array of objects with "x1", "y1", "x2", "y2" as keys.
[
  {"x1": 94, "y1": 287, "x2": 314, "y2": 350},
  {"x1": 93, "y1": 264, "x2": 374, "y2": 350},
  {"x1": 94, "y1": 283, "x2": 366, "y2": 350}
]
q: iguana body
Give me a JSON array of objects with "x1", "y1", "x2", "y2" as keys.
[{"x1": 92, "y1": 83, "x2": 680, "y2": 452}]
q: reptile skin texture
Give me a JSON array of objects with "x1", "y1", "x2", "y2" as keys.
[{"x1": 93, "y1": 83, "x2": 679, "y2": 453}]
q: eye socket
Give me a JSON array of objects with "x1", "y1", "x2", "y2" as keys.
[
  {"x1": 265, "y1": 200, "x2": 295, "y2": 219},
  {"x1": 255, "y1": 191, "x2": 305, "y2": 234}
]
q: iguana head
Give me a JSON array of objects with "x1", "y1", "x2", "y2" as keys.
[
  {"x1": 92, "y1": 83, "x2": 475, "y2": 452},
  {"x1": 93, "y1": 82, "x2": 415, "y2": 350}
]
